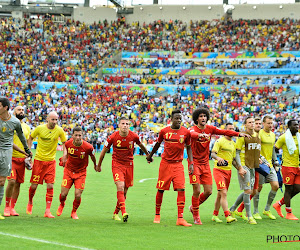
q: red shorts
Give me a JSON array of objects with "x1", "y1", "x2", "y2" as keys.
[
  {"x1": 282, "y1": 166, "x2": 300, "y2": 185},
  {"x1": 213, "y1": 168, "x2": 231, "y2": 190},
  {"x1": 253, "y1": 171, "x2": 259, "y2": 190},
  {"x1": 112, "y1": 161, "x2": 134, "y2": 188},
  {"x1": 156, "y1": 159, "x2": 185, "y2": 190},
  {"x1": 189, "y1": 162, "x2": 212, "y2": 185},
  {"x1": 30, "y1": 159, "x2": 56, "y2": 184},
  {"x1": 61, "y1": 168, "x2": 87, "y2": 190},
  {"x1": 7, "y1": 157, "x2": 26, "y2": 183}
]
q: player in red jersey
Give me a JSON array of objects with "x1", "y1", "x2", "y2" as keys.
[
  {"x1": 188, "y1": 108, "x2": 250, "y2": 224},
  {"x1": 147, "y1": 110, "x2": 194, "y2": 227},
  {"x1": 96, "y1": 117, "x2": 149, "y2": 223},
  {"x1": 56, "y1": 127, "x2": 96, "y2": 219}
]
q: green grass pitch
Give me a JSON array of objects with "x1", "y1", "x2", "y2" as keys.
[{"x1": 1, "y1": 150, "x2": 299, "y2": 249}]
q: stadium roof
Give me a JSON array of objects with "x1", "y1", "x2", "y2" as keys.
[{"x1": 0, "y1": 0, "x2": 296, "y2": 7}]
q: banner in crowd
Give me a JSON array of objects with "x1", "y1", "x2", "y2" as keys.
[
  {"x1": 122, "y1": 51, "x2": 300, "y2": 59},
  {"x1": 32, "y1": 82, "x2": 224, "y2": 98},
  {"x1": 122, "y1": 51, "x2": 176, "y2": 59},
  {"x1": 102, "y1": 68, "x2": 300, "y2": 76},
  {"x1": 183, "y1": 51, "x2": 300, "y2": 59},
  {"x1": 35, "y1": 82, "x2": 160, "y2": 96},
  {"x1": 37, "y1": 82, "x2": 78, "y2": 92},
  {"x1": 102, "y1": 68, "x2": 148, "y2": 74}
]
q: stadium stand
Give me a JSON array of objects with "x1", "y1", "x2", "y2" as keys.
[{"x1": 0, "y1": 12, "x2": 300, "y2": 152}]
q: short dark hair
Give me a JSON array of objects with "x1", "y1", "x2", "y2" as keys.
[
  {"x1": 0, "y1": 97, "x2": 10, "y2": 110},
  {"x1": 171, "y1": 110, "x2": 181, "y2": 118},
  {"x1": 225, "y1": 123, "x2": 233, "y2": 128},
  {"x1": 192, "y1": 108, "x2": 210, "y2": 125},
  {"x1": 244, "y1": 116, "x2": 253, "y2": 125},
  {"x1": 287, "y1": 119, "x2": 298, "y2": 128},
  {"x1": 73, "y1": 126, "x2": 82, "y2": 133},
  {"x1": 263, "y1": 115, "x2": 273, "y2": 123},
  {"x1": 119, "y1": 117, "x2": 129, "y2": 123}
]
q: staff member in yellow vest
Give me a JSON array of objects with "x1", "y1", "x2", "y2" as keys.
[
  {"x1": 4, "y1": 106, "x2": 31, "y2": 217},
  {"x1": 273, "y1": 119, "x2": 300, "y2": 220},
  {"x1": 230, "y1": 117, "x2": 261, "y2": 225},
  {"x1": 211, "y1": 123, "x2": 246, "y2": 223},
  {"x1": 235, "y1": 117, "x2": 263, "y2": 218}
]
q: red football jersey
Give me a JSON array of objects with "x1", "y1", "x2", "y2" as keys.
[
  {"x1": 65, "y1": 139, "x2": 95, "y2": 173},
  {"x1": 158, "y1": 126, "x2": 191, "y2": 163},
  {"x1": 190, "y1": 125, "x2": 239, "y2": 165},
  {"x1": 105, "y1": 131, "x2": 141, "y2": 163}
]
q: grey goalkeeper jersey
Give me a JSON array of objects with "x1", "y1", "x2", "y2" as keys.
[{"x1": 0, "y1": 115, "x2": 29, "y2": 150}]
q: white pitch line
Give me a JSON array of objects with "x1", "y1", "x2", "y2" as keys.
[
  {"x1": 139, "y1": 177, "x2": 191, "y2": 183},
  {"x1": 139, "y1": 178, "x2": 157, "y2": 183},
  {"x1": 0, "y1": 232, "x2": 95, "y2": 250}
]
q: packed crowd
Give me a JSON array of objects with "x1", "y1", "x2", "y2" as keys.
[
  {"x1": 1, "y1": 17, "x2": 300, "y2": 86},
  {"x1": 107, "y1": 58, "x2": 300, "y2": 70},
  {"x1": 2, "y1": 82, "x2": 299, "y2": 150},
  {"x1": 103, "y1": 74, "x2": 300, "y2": 85},
  {"x1": 107, "y1": 59, "x2": 196, "y2": 69},
  {"x1": 189, "y1": 18, "x2": 300, "y2": 52},
  {"x1": 0, "y1": 17, "x2": 123, "y2": 84}
]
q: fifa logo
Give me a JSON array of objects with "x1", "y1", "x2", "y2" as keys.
[{"x1": 248, "y1": 143, "x2": 261, "y2": 150}]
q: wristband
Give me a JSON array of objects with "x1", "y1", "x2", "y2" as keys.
[{"x1": 25, "y1": 148, "x2": 32, "y2": 155}]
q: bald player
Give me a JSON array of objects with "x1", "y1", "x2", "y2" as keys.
[
  {"x1": 27, "y1": 111, "x2": 67, "y2": 218},
  {"x1": 4, "y1": 106, "x2": 31, "y2": 217}
]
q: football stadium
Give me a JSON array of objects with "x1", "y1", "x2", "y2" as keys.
[{"x1": 0, "y1": 0, "x2": 300, "y2": 249}]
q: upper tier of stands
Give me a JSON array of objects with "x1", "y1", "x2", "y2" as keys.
[{"x1": 0, "y1": 17, "x2": 300, "y2": 85}]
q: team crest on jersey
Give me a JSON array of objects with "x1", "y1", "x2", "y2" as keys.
[
  {"x1": 2, "y1": 126, "x2": 6, "y2": 132},
  {"x1": 80, "y1": 152, "x2": 85, "y2": 159},
  {"x1": 179, "y1": 135, "x2": 184, "y2": 143}
]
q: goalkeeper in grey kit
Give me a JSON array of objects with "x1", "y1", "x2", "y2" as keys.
[{"x1": 0, "y1": 97, "x2": 32, "y2": 219}]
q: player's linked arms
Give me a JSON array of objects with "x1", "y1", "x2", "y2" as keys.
[
  {"x1": 188, "y1": 162, "x2": 194, "y2": 175},
  {"x1": 95, "y1": 164, "x2": 102, "y2": 172},
  {"x1": 198, "y1": 133, "x2": 210, "y2": 140},
  {"x1": 238, "y1": 167, "x2": 247, "y2": 178},
  {"x1": 146, "y1": 154, "x2": 153, "y2": 164},
  {"x1": 61, "y1": 154, "x2": 68, "y2": 167},
  {"x1": 239, "y1": 132, "x2": 251, "y2": 139},
  {"x1": 273, "y1": 160, "x2": 280, "y2": 171},
  {"x1": 216, "y1": 157, "x2": 226, "y2": 166}
]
